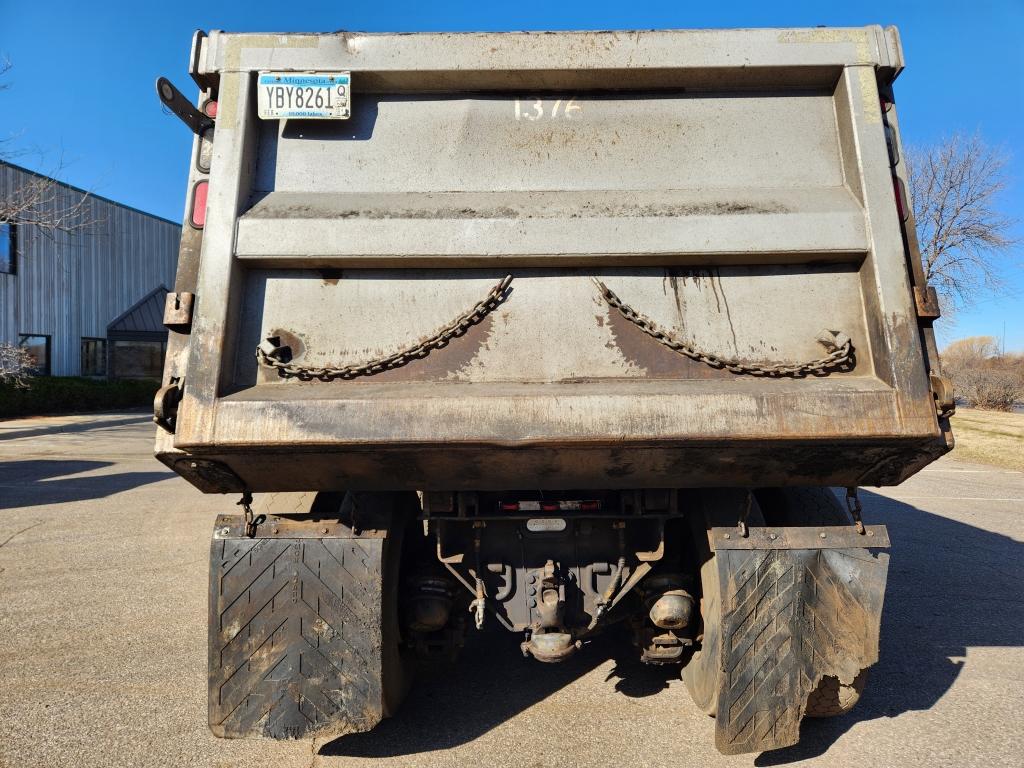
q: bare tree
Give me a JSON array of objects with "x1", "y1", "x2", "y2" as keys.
[
  {"x1": 0, "y1": 343, "x2": 34, "y2": 388},
  {"x1": 0, "y1": 57, "x2": 98, "y2": 236},
  {"x1": 907, "y1": 133, "x2": 1019, "y2": 311},
  {"x1": 942, "y1": 335, "x2": 1024, "y2": 411}
]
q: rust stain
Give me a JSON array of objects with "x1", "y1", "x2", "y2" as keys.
[
  {"x1": 605, "y1": 303, "x2": 732, "y2": 380},
  {"x1": 324, "y1": 313, "x2": 497, "y2": 383}
]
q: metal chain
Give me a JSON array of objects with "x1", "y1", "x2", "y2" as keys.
[
  {"x1": 238, "y1": 491, "x2": 256, "y2": 538},
  {"x1": 845, "y1": 487, "x2": 867, "y2": 535},
  {"x1": 257, "y1": 275, "x2": 513, "y2": 381},
  {"x1": 593, "y1": 278, "x2": 854, "y2": 377}
]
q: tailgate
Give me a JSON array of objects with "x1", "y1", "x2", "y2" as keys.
[{"x1": 160, "y1": 28, "x2": 949, "y2": 491}]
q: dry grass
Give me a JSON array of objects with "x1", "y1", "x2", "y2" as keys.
[{"x1": 949, "y1": 407, "x2": 1024, "y2": 471}]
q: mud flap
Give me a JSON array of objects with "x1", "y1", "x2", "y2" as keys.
[
  {"x1": 208, "y1": 514, "x2": 389, "y2": 740},
  {"x1": 710, "y1": 525, "x2": 890, "y2": 755}
]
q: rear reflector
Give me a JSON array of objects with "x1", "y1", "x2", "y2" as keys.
[
  {"x1": 190, "y1": 180, "x2": 209, "y2": 229},
  {"x1": 499, "y1": 499, "x2": 603, "y2": 513},
  {"x1": 892, "y1": 177, "x2": 909, "y2": 222}
]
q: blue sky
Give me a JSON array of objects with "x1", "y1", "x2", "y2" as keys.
[{"x1": 3, "y1": 0, "x2": 1021, "y2": 350}]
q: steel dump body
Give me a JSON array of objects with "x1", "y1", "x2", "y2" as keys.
[{"x1": 156, "y1": 27, "x2": 951, "y2": 492}]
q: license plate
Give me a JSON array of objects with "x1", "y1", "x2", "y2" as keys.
[{"x1": 257, "y1": 72, "x2": 350, "y2": 120}]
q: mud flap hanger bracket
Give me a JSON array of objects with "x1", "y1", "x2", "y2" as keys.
[{"x1": 710, "y1": 524, "x2": 889, "y2": 550}]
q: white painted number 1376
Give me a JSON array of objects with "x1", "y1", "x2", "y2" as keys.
[{"x1": 514, "y1": 97, "x2": 582, "y2": 121}]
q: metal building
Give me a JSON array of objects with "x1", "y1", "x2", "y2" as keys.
[{"x1": 0, "y1": 161, "x2": 181, "y2": 377}]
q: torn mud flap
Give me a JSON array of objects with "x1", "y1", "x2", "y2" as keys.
[
  {"x1": 709, "y1": 525, "x2": 890, "y2": 755},
  {"x1": 208, "y1": 514, "x2": 388, "y2": 740}
]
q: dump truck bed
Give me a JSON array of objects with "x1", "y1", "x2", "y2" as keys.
[{"x1": 156, "y1": 27, "x2": 951, "y2": 492}]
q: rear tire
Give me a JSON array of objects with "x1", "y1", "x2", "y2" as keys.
[
  {"x1": 754, "y1": 486, "x2": 851, "y2": 527},
  {"x1": 805, "y1": 670, "x2": 867, "y2": 717},
  {"x1": 682, "y1": 491, "x2": 766, "y2": 717},
  {"x1": 332, "y1": 491, "x2": 419, "y2": 717},
  {"x1": 682, "y1": 552, "x2": 722, "y2": 716},
  {"x1": 755, "y1": 486, "x2": 870, "y2": 718}
]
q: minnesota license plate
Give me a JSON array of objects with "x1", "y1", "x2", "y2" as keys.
[{"x1": 257, "y1": 72, "x2": 350, "y2": 120}]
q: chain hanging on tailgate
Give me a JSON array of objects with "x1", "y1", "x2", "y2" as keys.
[
  {"x1": 593, "y1": 278, "x2": 854, "y2": 377},
  {"x1": 256, "y1": 275, "x2": 513, "y2": 381}
]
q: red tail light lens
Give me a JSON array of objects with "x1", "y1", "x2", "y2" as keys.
[
  {"x1": 190, "y1": 180, "x2": 209, "y2": 229},
  {"x1": 892, "y1": 177, "x2": 908, "y2": 222}
]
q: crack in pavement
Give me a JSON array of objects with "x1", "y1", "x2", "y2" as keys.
[{"x1": 0, "y1": 522, "x2": 43, "y2": 550}]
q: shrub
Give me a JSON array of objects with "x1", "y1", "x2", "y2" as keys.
[
  {"x1": 942, "y1": 337, "x2": 1024, "y2": 412},
  {"x1": 0, "y1": 377, "x2": 159, "y2": 419}
]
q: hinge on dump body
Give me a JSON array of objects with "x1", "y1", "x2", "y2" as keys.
[
  {"x1": 163, "y1": 292, "x2": 195, "y2": 332},
  {"x1": 930, "y1": 372, "x2": 956, "y2": 419},
  {"x1": 914, "y1": 286, "x2": 941, "y2": 321},
  {"x1": 153, "y1": 377, "x2": 182, "y2": 433}
]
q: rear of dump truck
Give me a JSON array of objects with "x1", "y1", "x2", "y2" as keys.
[{"x1": 155, "y1": 27, "x2": 954, "y2": 754}]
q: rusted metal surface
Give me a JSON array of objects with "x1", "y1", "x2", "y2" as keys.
[
  {"x1": 256, "y1": 274, "x2": 512, "y2": 381},
  {"x1": 712, "y1": 544, "x2": 890, "y2": 754},
  {"x1": 710, "y1": 525, "x2": 889, "y2": 550},
  {"x1": 913, "y1": 285, "x2": 942, "y2": 321},
  {"x1": 594, "y1": 278, "x2": 855, "y2": 377},
  {"x1": 212, "y1": 513, "x2": 387, "y2": 539},
  {"x1": 157, "y1": 26, "x2": 949, "y2": 490},
  {"x1": 930, "y1": 373, "x2": 956, "y2": 418},
  {"x1": 152, "y1": 379, "x2": 182, "y2": 433},
  {"x1": 156, "y1": 436, "x2": 948, "y2": 494},
  {"x1": 171, "y1": 457, "x2": 244, "y2": 493},
  {"x1": 208, "y1": 514, "x2": 389, "y2": 740},
  {"x1": 162, "y1": 291, "x2": 195, "y2": 330}
]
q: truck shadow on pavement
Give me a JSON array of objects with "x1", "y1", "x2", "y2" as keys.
[
  {"x1": 321, "y1": 490, "x2": 1023, "y2": 761},
  {"x1": 0, "y1": 413, "x2": 149, "y2": 442},
  {"x1": 320, "y1": 625, "x2": 671, "y2": 759},
  {"x1": 0, "y1": 460, "x2": 170, "y2": 510}
]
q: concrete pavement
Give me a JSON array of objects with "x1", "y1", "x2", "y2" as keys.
[{"x1": 1, "y1": 412, "x2": 1022, "y2": 768}]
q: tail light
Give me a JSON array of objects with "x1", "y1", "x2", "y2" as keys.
[{"x1": 190, "y1": 180, "x2": 209, "y2": 229}]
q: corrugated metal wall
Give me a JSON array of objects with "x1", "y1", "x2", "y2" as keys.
[{"x1": 0, "y1": 162, "x2": 180, "y2": 376}]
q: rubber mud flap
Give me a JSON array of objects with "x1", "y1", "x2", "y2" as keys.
[
  {"x1": 208, "y1": 515, "x2": 388, "y2": 740},
  {"x1": 711, "y1": 540, "x2": 889, "y2": 755}
]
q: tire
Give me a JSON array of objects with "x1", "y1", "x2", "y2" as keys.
[
  {"x1": 682, "y1": 552, "x2": 723, "y2": 716},
  {"x1": 805, "y1": 670, "x2": 868, "y2": 718},
  {"x1": 754, "y1": 486, "x2": 851, "y2": 527},
  {"x1": 682, "y1": 491, "x2": 766, "y2": 717},
  {"x1": 755, "y1": 486, "x2": 869, "y2": 718}
]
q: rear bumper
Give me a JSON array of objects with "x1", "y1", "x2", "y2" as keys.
[
  {"x1": 158, "y1": 434, "x2": 950, "y2": 493},
  {"x1": 159, "y1": 377, "x2": 950, "y2": 492}
]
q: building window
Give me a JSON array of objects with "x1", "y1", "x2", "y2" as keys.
[
  {"x1": 0, "y1": 221, "x2": 14, "y2": 275},
  {"x1": 81, "y1": 338, "x2": 107, "y2": 377},
  {"x1": 18, "y1": 334, "x2": 51, "y2": 376},
  {"x1": 111, "y1": 340, "x2": 165, "y2": 380}
]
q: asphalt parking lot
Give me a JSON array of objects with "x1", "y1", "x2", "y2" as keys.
[{"x1": 1, "y1": 411, "x2": 1022, "y2": 768}]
